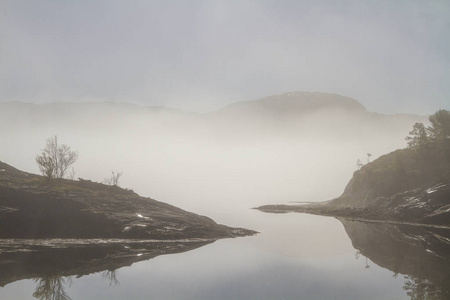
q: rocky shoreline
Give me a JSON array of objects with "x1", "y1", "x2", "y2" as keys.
[
  {"x1": 257, "y1": 182, "x2": 450, "y2": 228},
  {"x1": 0, "y1": 161, "x2": 256, "y2": 240}
]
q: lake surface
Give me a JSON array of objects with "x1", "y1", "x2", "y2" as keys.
[{"x1": 1, "y1": 211, "x2": 449, "y2": 300}]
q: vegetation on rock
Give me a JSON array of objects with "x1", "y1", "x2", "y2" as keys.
[
  {"x1": 35, "y1": 135, "x2": 79, "y2": 179},
  {"x1": 337, "y1": 109, "x2": 450, "y2": 207},
  {"x1": 258, "y1": 109, "x2": 450, "y2": 227}
]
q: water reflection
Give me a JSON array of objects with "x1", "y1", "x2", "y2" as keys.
[
  {"x1": 341, "y1": 220, "x2": 450, "y2": 300},
  {"x1": 33, "y1": 276, "x2": 72, "y2": 300},
  {"x1": 32, "y1": 272, "x2": 119, "y2": 300},
  {"x1": 1, "y1": 220, "x2": 449, "y2": 299},
  {"x1": 0, "y1": 239, "x2": 212, "y2": 289},
  {"x1": 402, "y1": 276, "x2": 449, "y2": 300},
  {"x1": 101, "y1": 269, "x2": 120, "y2": 286}
]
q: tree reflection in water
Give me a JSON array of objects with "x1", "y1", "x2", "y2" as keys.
[
  {"x1": 403, "y1": 276, "x2": 448, "y2": 300},
  {"x1": 31, "y1": 269, "x2": 120, "y2": 300},
  {"x1": 101, "y1": 269, "x2": 120, "y2": 286},
  {"x1": 0, "y1": 240, "x2": 212, "y2": 299},
  {"x1": 32, "y1": 276, "x2": 72, "y2": 300}
]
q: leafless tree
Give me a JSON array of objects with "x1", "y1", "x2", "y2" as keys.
[
  {"x1": 367, "y1": 153, "x2": 372, "y2": 164},
  {"x1": 356, "y1": 159, "x2": 363, "y2": 170},
  {"x1": 36, "y1": 135, "x2": 79, "y2": 179},
  {"x1": 104, "y1": 171, "x2": 123, "y2": 186}
]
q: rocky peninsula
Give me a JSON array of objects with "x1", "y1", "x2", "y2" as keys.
[
  {"x1": 0, "y1": 161, "x2": 256, "y2": 239},
  {"x1": 258, "y1": 110, "x2": 450, "y2": 228}
]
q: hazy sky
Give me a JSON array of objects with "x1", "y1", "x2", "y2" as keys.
[{"x1": 1, "y1": 0, "x2": 449, "y2": 114}]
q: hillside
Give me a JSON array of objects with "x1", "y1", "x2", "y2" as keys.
[
  {"x1": 0, "y1": 92, "x2": 425, "y2": 137},
  {"x1": 257, "y1": 110, "x2": 450, "y2": 227},
  {"x1": 0, "y1": 161, "x2": 255, "y2": 239},
  {"x1": 258, "y1": 147, "x2": 450, "y2": 227},
  {"x1": 215, "y1": 92, "x2": 366, "y2": 116}
]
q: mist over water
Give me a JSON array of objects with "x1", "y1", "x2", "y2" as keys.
[
  {"x1": 1, "y1": 96, "x2": 446, "y2": 300},
  {"x1": 0, "y1": 97, "x2": 426, "y2": 227}
]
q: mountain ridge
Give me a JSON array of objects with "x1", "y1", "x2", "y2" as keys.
[{"x1": 216, "y1": 91, "x2": 367, "y2": 115}]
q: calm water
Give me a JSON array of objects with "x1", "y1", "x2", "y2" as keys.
[{"x1": 1, "y1": 211, "x2": 449, "y2": 300}]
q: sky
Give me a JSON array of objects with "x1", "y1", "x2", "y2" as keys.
[{"x1": 1, "y1": 0, "x2": 449, "y2": 114}]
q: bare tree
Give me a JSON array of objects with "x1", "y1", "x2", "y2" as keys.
[
  {"x1": 104, "y1": 171, "x2": 123, "y2": 186},
  {"x1": 356, "y1": 159, "x2": 363, "y2": 170},
  {"x1": 36, "y1": 135, "x2": 79, "y2": 179},
  {"x1": 367, "y1": 153, "x2": 372, "y2": 164}
]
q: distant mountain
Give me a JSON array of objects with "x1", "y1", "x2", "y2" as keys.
[
  {"x1": 0, "y1": 92, "x2": 425, "y2": 130},
  {"x1": 215, "y1": 92, "x2": 367, "y2": 116},
  {"x1": 205, "y1": 91, "x2": 427, "y2": 139},
  {"x1": 0, "y1": 101, "x2": 194, "y2": 129}
]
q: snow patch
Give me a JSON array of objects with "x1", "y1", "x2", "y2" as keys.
[
  {"x1": 136, "y1": 213, "x2": 150, "y2": 220},
  {"x1": 426, "y1": 184, "x2": 447, "y2": 194}
]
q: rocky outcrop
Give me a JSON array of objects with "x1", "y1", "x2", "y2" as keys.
[
  {"x1": 258, "y1": 183, "x2": 450, "y2": 227},
  {"x1": 332, "y1": 148, "x2": 450, "y2": 208},
  {"x1": 216, "y1": 92, "x2": 367, "y2": 116},
  {"x1": 0, "y1": 161, "x2": 256, "y2": 239},
  {"x1": 257, "y1": 147, "x2": 450, "y2": 227},
  {"x1": 325, "y1": 146, "x2": 450, "y2": 226}
]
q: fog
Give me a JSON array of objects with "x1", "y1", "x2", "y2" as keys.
[
  {"x1": 1, "y1": 1, "x2": 449, "y2": 114},
  {"x1": 0, "y1": 95, "x2": 427, "y2": 227}
]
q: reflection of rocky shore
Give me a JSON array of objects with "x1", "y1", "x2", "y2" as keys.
[
  {"x1": 341, "y1": 220, "x2": 450, "y2": 299},
  {"x1": 0, "y1": 239, "x2": 212, "y2": 288}
]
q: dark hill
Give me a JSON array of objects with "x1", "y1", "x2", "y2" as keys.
[
  {"x1": 216, "y1": 92, "x2": 366, "y2": 116},
  {"x1": 257, "y1": 128, "x2": 450, "y2": 227},
  {"x1": 206, "y1": 91, "x2": 425, "y2": 138},
  {"x1": 333, "y1": 147, "x2": 450, "y2": 208},
  {"x1": 0, "y1": 161, "x2": 255, "y2": 239},
  {"x1": 0, "y1": 92, "x2": 426, "y2": 142}
]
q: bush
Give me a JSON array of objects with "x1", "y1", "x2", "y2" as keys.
[{"x1": 36, "y1": 135, "x2": 79, "y2": 179}]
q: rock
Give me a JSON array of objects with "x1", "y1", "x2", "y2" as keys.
[
  {"x1": 0, "y1": 161, "x2": 256, "y2": 239},
  {"x1": 256, "y1": 147, "x2": 450, "y2": 227}
]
